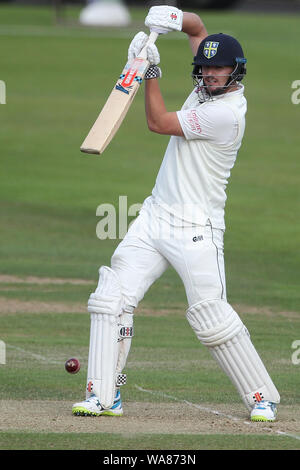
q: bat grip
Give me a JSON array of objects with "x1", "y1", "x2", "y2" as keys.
[{"x1": 138, "y1": 30, "x2": 159, "y2": 60}]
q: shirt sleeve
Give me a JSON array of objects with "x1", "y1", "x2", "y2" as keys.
[{"x1": 177, "y1": 102, "x2": 238, "y2": 145}]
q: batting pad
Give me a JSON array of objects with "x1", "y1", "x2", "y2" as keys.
[
  {"x1": 186, "y1": 299, "x2": 280, "y2": 410},
  {"x1": 86, "y1": 266, "x2": 124, "y2": 409}
]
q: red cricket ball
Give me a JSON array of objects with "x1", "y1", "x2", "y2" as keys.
[{"x1": 65, "y1": 357, "x2": 80, "y2": 374}]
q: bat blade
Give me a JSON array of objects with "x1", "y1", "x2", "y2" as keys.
[
  {"x1": 80, "y1": 31, "x2": 158, "y2": 155},
  {"x1": 80, "y1": 57, "x2": 148, "y2": 154}
]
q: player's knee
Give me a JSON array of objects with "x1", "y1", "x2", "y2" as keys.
[
  {"x1": 186, "y1": 298, "x2": 244, "y2": 347},
  {"x1": 88, "y1": 266, "x2": 124, "y2": 316},
  {"x1": 87, "y1": 265, "x2": 136, "y2": 318}
]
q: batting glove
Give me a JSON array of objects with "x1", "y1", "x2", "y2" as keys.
[
  {"x1": 146, "y1": 43, "x2": 160, "y2": 66},
  {"x1": 145, "y1": 5, "x2": 183, "y2": 34},
  {"x1": 128, "y1": 31, "x2": 160, "y2": 65},
  {"x1": 128, "y1": 31, "x2": 148, "y2": 61}
]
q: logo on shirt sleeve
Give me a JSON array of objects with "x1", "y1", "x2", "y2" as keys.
[{"x1": 186, "y1": 109, "x2": 202, "y2": 134}]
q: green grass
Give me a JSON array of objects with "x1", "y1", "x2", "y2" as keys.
[
  {"x1": 0, "y1": 431, "x2": 299, "y2": 450},
  {"x1": 1, "y1": 5, "x2": 299, "y2": 309},
  {"x1": 0, "y1": 4, "x2": 299, "y2": 451},
  {"x1": 1, "y1": 310, "x2": 298, "y2": 404}
]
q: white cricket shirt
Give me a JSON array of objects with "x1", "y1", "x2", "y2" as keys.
[{"x1": 151, "y1": 85, "x2": 247, "y2": 229}]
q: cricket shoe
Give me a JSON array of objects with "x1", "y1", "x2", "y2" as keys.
[
  {"x1": 72, "y1": 389, "x2": 123, "y2": 417},
  {"x1": 250, "y1": 400, "x2": 277, "y2": 422}
]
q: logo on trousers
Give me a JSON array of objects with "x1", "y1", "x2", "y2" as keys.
[{"x1": 192, "y1": 235, "x2": 204, "y2": 242}]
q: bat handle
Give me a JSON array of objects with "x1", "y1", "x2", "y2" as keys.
[{"x1": 138, "y1": 30, "x2": 159, "y2": 60}]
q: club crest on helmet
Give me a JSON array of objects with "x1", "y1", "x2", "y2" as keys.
[{"x1": 203, "y1": 41, "x2": 219, "y2": 59}]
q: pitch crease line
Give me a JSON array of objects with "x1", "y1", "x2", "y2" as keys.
[
  {"x1": 135, "y1": 384, "x2": 300, "y2": 442},
  {"x1": 7, "y1": 344, "x2": 61, "y2": 365},
  {"x1": 135, "y1": 384, "x2": 248, "y2": 423}
]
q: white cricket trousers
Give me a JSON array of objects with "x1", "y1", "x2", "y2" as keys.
[
  {"x1": 97, "y1": 198, "x2": 280, "y2": 410},
  {"x1": 111, "y1": 197, "x2": 226, "y2": 309}
]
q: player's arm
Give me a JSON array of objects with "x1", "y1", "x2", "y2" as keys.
[
  {"x1": 143, "y1": 8, "x2": 206, "y2": 136},
  {"x1": 145, "y1": 78, "x2": 183, "y2": 136},
  {"x1": 143, "y1": 7, "x2": 207, "y2": 135},
  {"x1": 181, "y1": 12, "x2": 208, "y2": 56},
  {"x1": 145, "y1": 7, "x2": 208, "y2": 56}
]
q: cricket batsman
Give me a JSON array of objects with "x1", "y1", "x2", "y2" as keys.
[{"x1": 73, "y1": 6, "x2": 280, "y2": 422}]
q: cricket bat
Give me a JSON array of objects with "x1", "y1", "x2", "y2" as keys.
[{"x1": 80, "y1": 31, "x2": 159, "y2": 155}]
